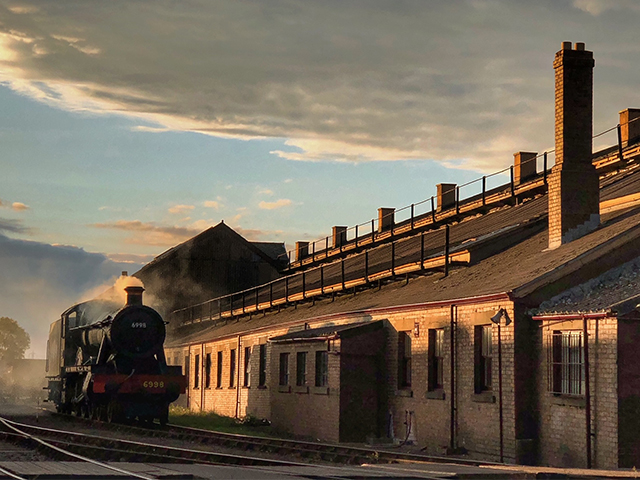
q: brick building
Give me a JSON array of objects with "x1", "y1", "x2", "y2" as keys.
[{"x1": 161, "y1": 42, "x2": 640, "y2": 469}]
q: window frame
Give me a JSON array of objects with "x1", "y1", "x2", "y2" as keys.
[
  {"x1": 194, "y1": 354, "x2": 200, "y2": 389},
  {"x1": 259, "y1": 344, "x2": 267, "y2": 387},
  {"x1": 549, "y1": 330, "x2": 585, "y2": 396},
  {"x1": 428, "y1": 328, "x2": 445, "y2": 391},
  {"x1": 398, "y1": 331, "x2": 412, "y2": 389},
  {"x1": 216, "y1": 351, "x2": 223, "y2": 388},
  {"x1": 474, "y1": 325, "x2": 493, "y2": 393},
  {"x1": 296, "y1": 351, "x2": 307, "y2": 386},
  {"x1": 243, "y1": 346, "x2": 251, "y2": 387},
  {"x1": 315, "y1": 350, "x2": 328, "y2": 387},
  {"x1": 205, "y1": 353, "x2": 212, "y2": 389},
  {"x1": 229, "y1": 349, "x2": 237, "y2": 388},
  {"x1": 279, "y1": 352, "x2": 290, "y2": 386}
]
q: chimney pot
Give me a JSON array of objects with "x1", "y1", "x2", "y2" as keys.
[
  {"x1": 378, "y1": 208, "x2": 395, "y2": 233},
  {"x1": 513, "y1": 152, "x2": 538, "y2": 185},
  {"x1": 125, "y1": 286, "x2": 144, "y2": 306},
  {"x1": 332, "y1": 226, "x2": 347, "y2": 249},
  {"x1": 295, "y1": 241, "x2": 310, "y2": 261},
  {"x1": 619, "y1": 108, "x2": 640, "y2": 147},
  {"x1": 575, "y1": 42, "x2": 585, "y2": 51},
  {"x1": 562, "y1": 41, "x2": 572, "y2": 50},
  {"x1": 436, "y1": 183, "x2": 457, "y2": 212},
  {"x1": 121, "y1": 271, "x2": 128, "y2": 276}
]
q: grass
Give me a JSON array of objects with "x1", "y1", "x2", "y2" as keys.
[{"x1": 168, "y1": 406, "x2": 279, "y2": 437}]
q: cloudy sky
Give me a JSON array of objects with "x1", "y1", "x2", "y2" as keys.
[{"x1": 2, "y1": 0, "x2": 640, "y2": 355}]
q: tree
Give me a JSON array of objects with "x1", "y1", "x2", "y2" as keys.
[{"x1": 0, "y1": 317, "x2": 30, "y2": 365}]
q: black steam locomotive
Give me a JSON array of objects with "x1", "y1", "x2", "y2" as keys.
[{"x1": 45, "y1": 285, "x2": 186, "y2": 424}]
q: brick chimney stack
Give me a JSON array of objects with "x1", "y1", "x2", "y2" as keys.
[{"x1": 548, "y1": 41, "x2": 599, "y2": 249}]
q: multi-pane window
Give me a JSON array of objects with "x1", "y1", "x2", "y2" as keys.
[
  {"x1": 185, "y1": 355, "x2": 190, "y2": 387},
  {"x1": 259, "y1": 344, "x2": 267, "y2": 387},
  {"x1": 474, "y1": 325, "x2": 492, "y2": 393},
  {"x1": 428, "y1": 329, "x2": 445, "y2": 391},
  {"x1": 279, "y1": 353, "x2": 290, "y2": 386},
  {"x1": 549, "y1": 330, "x2": 585, "y2": 396},
  {"x1": 244, "y1": 346, "x2": 251, "y2": 387},
  {"x1": 296, "y1": 352, "x2": 307, "y2": 386},
  {"x1": 230, "y1": 349, "x2": 237, "y2": 387},
  {"x1": 398, "y1": 331, "x2": 412, "y2": 388},
  {"x1": 205, "y1": 353, "x2": 212, "y2": 389},
  {"x1": 216, "y1": 351, "x2": 223, "y2": 388},
  {"x1": 315, "y1": 351, "x2": 328, "y2": 387},
  {"x1": 194, "y1": 354, "x2": 200, "y2": 389}
]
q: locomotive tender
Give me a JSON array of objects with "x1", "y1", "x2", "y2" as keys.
[{"x1": 45, "y1": 284, "x2": 186, "y2": 424}]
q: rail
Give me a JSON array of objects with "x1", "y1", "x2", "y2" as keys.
[{"x1": 278, "y1": 118, "x2": 640, "y2": 270}]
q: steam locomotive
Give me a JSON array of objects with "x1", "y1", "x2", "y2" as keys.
[{"x1": 45, "y1": 285, "x2": 186, "y2": 425}]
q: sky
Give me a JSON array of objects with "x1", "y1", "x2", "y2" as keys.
[{"x1": 2, "y1": 0, "x2": 640, "y2": 356}]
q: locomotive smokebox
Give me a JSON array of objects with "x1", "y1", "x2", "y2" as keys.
[{"x1": 125, "y1": 286, "x2": 144, "y2": 306}]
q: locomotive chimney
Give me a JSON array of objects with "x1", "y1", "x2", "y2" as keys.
[{"x1": 125, "y1": 286, "x2": 144, "y2": 306}]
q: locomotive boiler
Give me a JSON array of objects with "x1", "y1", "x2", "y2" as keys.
[{"x1": 45, "y1": 284, "x2": 186, "y2": 424}]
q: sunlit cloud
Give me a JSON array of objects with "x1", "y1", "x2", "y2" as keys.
[
  {"x1": 106, "y1": 252, "x2": 155, "y2": 264},
  {"x1": 11, "y1": 202, "x2": 29, "y2": 211},
  {"x1": 0, "y1": 1, "x2": 608, "y2": 171},
  {"x1": 168, "y1": 204, "x2": 194, "y2": 215},
  {"x1": 203, "y1": 200, "x2": 221, "y2": 210},
  {"x1": 91, "y1": 220, "x2": 200, "y2": 246},
  {"x1": 258, "y1": 188, "x2": 274, "y2": 196},
  {"x1": 258, "y1": 198, "x2": 292, "y2": 210}
]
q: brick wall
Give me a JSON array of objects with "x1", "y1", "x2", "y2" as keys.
[{"x1": 538, "y1": 317, "x2": 618, "y2": 469}]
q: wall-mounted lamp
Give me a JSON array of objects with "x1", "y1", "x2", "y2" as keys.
[{"x1": 491, "y1": 308, "x2": 512, "y2": 326}]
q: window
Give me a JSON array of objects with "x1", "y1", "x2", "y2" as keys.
[
  {"x1": 428, "y1": 329, "x2": 445, "y2": 391},
  {"x1": 296, "y1": 352, "x2": 307, "y2": 386},
  {"x1": 216, "y1": 351, "x2": 223, "y2": 388},
  {"x1": 398, "y1": 331, "x2": 412, "y2": 388},
  {"x1": 259, "y1": 344, "x2": 267, "y2": 387},
  {"x1": 205, "y1": 353, "x2": 212, "y2": 388},
  {"x1": 244, "y1": 346, "x2": 251, "y2": 387},
  {"x1": 185, "y1": 355, "x2": 190, "y2": 387},
  {"x1": 474, "y1": 325, "x2": 492, "y2": 393},
  {"x1": 194, "y1": 354, "x2": 200, "y2": 388},
  {"x1": 315, "y1": 351, "x2": 328, "y2": 387},
  {"x1": 279, "y1": 353, "x2": 290, "y2": 386},
  {"x1": 549, "y1": 330, "x2": 585, "y2": 396},
  {"x1": 230, "y1": 349, "x2": 237, "y2": 387}
]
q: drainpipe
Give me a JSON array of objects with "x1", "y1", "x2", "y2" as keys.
[
  {"x1": 583, "y1": 316, "x2": 592, "y2": 469},
  {"x1": 200, "y1": 342, "x2": 205, "y2": 412},
  {"x1": 235, "y1": 335, "x2": 241, "y2": 419},
  {"x1": 498, "y1": 322, "x2": 504, "y2": 463},
  {"x1": 449, "y1": 304, "x2": 457, "y2": 451}
]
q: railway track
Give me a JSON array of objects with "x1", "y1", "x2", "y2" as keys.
[
  {"x1": 0, "y1": 416, "x2": 320, "y2": 469},
  {"x1": 46, "y1": 411, "x2": 503, "y2": 467}
]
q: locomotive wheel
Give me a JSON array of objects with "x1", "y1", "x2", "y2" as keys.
[
  {"x1": 107, "y1": 401, "x2": 124, "y2": 423},
  {"x1": 159, "y1": 405, "x2": 169, "y2": 427}
]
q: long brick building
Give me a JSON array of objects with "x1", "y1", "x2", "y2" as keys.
[{"x1": 142, "y1": 42, "x2": 640, "y2": 469}]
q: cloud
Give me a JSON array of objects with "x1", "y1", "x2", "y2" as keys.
[
  {"x1": 258, "y1": 198, "x2": 292, "y2": 210},
  {"x1": 92, "y1": 220, "x2": 200, "y2": 246},
  {"x1": 573, "y1": 0, "x2": 640, "y2": 16},
  {"x1": 258, "y1": 188, "x2": 274, "y2": 196},
  {"x1": 168, "y1": 204, "x2": 194, "y2": 215},
  {"x1": 11, "y1": 202, "x2": 29, "y2": 211},
  {"x1": 0, "y1": 233, "x2": 143, "y2": 357},
  {"x1": 106, "y1": 252, "x2": 155, "y2": 264},
  {"x1": 0, "y1": 1, "x2": 620, "y2": 171},
  {"x1": 203, "y1": 200, "x2": 221, "y2": 210},
  {"x1": 0, "y1": 217, "x2": 30, "y2": 234},
  {"x1": 131, "y1": 125, "x2": 172, "y2": 133}
]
